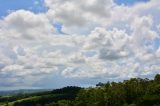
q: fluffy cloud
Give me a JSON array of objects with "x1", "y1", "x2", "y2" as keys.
[
  {"x1": 83, "y1": 28, "x2": 130, "y2": 60},
  {"x1": 0, "y1": 0, "x2": 160, "y2": 87},
  {"x1": 61, "y1": 26, "x2": 159, "y2": 79},
  {"x1": 2, "y1": 10, "x2": 55, "y2": 40},
  {"x1": 45, "y1": 0, "x2": 115, "y2": 34}
]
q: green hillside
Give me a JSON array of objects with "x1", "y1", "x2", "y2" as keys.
[
  {"x1": 0, "y1": 74, "x2": 160, "y2": 106},
  {"x1": 0, "y1": 86, "x2": 81, "y2": 106}
]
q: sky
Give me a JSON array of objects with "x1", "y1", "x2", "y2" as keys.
[{"x1": 0, "y1": 0, "x2": 160, "y2": 90}]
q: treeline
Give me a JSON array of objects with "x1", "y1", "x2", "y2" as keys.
[
  {"x1": 1, "y1": 74, "x2": 160, "y2": 106},
  {"x1": 74, "y1": 74, "x2": 160, "y2": 106}
]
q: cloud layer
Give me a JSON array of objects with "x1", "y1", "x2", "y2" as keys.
[{"x1": 0, "y1": 0, "x2": 160, "y2": 88}]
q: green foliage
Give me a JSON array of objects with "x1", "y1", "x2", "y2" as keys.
[
  {"x1": 0, "y1": 74, "x2": 160, "y2": 106},
  {"x1": 154, "y1": 74, "x2": 160, "y2": 83},
  {"x1": 74, "y1": 74, "x2": 160, "y2": 106}
]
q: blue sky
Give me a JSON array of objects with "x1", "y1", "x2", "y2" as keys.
[
  {"x1": 114, "y1": 0, "x2": 150, "y2": 5},
  {"x1": 0, "y1": 0, "x2": 150, "y2": 17},
  {"x1": 0, "y1": 0, "x2": 160, "y2": 90},
  {"x1": 0, "y1": 0, "x2": 46, "y2": 17}
]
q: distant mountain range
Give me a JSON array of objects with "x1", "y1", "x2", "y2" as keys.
[{"x1": 0, "y1": 89, "x2": 51, "y2": 96}]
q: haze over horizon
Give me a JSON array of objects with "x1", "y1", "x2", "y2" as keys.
[{"x1": 0, "y1": 0, "x2": 160, "y2": 90}]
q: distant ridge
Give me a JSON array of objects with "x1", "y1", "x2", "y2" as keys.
[{"x1": 0, "y1": 89, "x2": 51, "y2": 96}]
